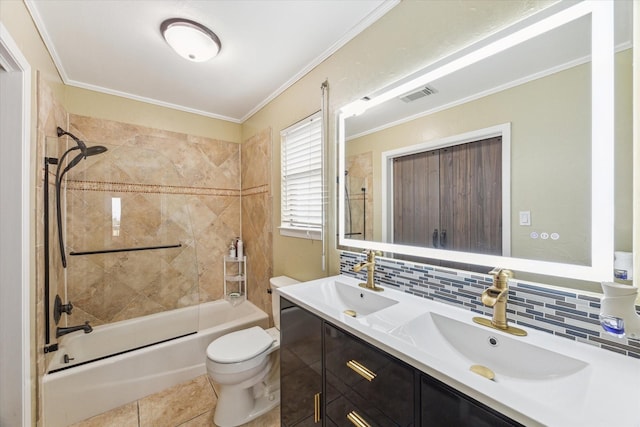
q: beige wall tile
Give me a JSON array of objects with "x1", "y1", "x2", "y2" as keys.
[{"x1": 241, "y1": 129, "x2": 273, "y2": 320}]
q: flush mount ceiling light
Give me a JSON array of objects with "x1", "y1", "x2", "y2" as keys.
[{"x1": 160, "y1": 18, "x2": 221, "y2": 62}]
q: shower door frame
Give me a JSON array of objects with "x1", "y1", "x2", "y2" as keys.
[{"x1": 0, "y1": 23, "x2": 33, "y2": 427}]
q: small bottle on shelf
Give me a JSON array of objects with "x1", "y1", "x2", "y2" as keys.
[
  {"x1": 236, "y1": 238, "x2": 244, "y2": 259},
  {"x1": 228, "y1": 239, "x2": 236, "y2": 258}
]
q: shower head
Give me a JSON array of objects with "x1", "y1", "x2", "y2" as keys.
[
  {"x1": 60, "y1": 145, "x2": 108, "y2": 177},
  {"x1": 86, "y1": 145, "x2": 108, "y2": 156}
]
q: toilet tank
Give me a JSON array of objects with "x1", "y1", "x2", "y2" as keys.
[{"x1": 270, "y1": 276, "x2": 299, "y2": 330}]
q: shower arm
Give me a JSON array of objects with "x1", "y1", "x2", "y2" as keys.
[{"x1": 57, "y1": 127, "x2": 87, "y2": 154}]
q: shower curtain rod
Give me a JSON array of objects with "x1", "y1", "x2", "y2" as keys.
[{"x1": 70, "y1": 243, "x2": 182, "y2": 256}]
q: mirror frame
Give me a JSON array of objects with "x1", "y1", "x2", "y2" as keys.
[{"x1": 338, "y1": 1, "x2": 614, "y2": 283}]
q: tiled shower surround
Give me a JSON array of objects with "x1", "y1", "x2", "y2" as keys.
[
  {"x1": 340, "y1": 252, "x2": 640, "y2": 359},
  {"x1": 58, "y1": 119, "x2": 274, "y2": 328},
  {"x1": 64, "y1": 115, "x2": 243, "y2": 325}
]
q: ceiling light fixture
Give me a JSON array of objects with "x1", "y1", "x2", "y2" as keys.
[{"x1": 160, "y1": 18, "x2": 221, "y2": 62}]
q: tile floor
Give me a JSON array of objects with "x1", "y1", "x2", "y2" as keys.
[{"x1": 70, "y1": 375, "x2": 280, "y2": 427}]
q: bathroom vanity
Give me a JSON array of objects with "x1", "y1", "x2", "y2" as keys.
[
  {"x1": 277, "y1": 275, "x2": 640, "y2": 427},
  {"x1": 280, "y1": 297, "x2": 520, "y2": 426}
]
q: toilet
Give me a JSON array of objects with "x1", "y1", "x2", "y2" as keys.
[{"x1": 206, "y1": 276, "x2": 299, "y2": 427}]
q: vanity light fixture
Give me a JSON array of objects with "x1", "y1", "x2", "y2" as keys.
[{"x1": 160, "y1": 18, "x2": 221, "y2": 62}]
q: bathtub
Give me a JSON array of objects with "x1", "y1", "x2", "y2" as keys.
[{"x1": 42, "y1": 299, "x2": 268, "y2": 427}]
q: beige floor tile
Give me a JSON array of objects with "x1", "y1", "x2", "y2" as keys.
[
  {"x1": 70, "y1": 401, "x2": 138, "y2": 427},
  {"x1": 241, "y1": 406, "x2": 280, "y2": 427},
  {"x1": 139, "y1": 375, "x2": 216, "y2": 427},
  {"x1": 177, "y1": 404, "x2": 280, "y2": 427},
  {"x1": 178, "y1": 409, "x2": 215, "y2": 427}
]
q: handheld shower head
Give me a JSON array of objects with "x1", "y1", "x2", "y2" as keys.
[
  {"x1": 60, "y1": 145, "x2": 108, "y2": 177},
  {"x1": 86, "y1": 145, "x2": 108, "y2": 156},
  {"x1": 54, "y1": 129, "x2": 108, "y2": 268}
]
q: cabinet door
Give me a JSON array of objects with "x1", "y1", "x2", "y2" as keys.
[
  {"x1": 420, "y1": 374, "x2": 522, "y2": 427},
  {"x1": 281, "y1": 297, "x2": 323, "y2": 426},
  {"x1": 324, "y1": 323, "x2": 415, "y2": 427}
]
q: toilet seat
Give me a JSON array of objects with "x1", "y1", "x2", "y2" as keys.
[{"x1": 207, "y1": 326, "x2": 274, "y2": 364}]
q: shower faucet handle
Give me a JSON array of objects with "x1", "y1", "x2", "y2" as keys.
[
  {"x1": 60, "y1": 301, "x2": 74, "y2": 315},
  {"x1": 53, "y1": 295, "x2": 74, "y2": 325}
]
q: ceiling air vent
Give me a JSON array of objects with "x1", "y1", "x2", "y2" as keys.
[{"x1": 399, "y1": 85, "x2": 438, "y2": 103}]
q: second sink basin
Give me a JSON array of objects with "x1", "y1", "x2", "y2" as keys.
[{"x1": 392, "y1": 312, "x2": 589, "y2": 381}]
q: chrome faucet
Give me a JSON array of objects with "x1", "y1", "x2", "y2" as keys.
[
  {"x1": 473, "y1": 268, "x2": 527, "y2": 336},
  {"x1": 56, "y1": 321, "x2": 93, "y2": 338},
  {"x1": 354, "y1": 250, "x2": 384, "y2": 292}
]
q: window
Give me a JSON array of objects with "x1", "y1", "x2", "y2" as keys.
[{"x1": 280, "y1": 111, "x2": 323, "y2": 240}]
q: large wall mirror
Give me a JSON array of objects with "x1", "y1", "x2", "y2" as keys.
[{"x1": 338, "y1": 1, "x2": 633, "y2": 289}]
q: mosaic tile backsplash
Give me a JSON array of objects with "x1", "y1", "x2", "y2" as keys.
[{"x1": 340, "y1": 252, "x2": 640, "y2": 359}]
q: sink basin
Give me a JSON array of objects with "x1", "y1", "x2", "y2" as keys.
[
  {"x1": 289, "y1": 279, "x2": 398, "y2": 317},
  {"x1": 392, "y1": 312, "x2": 588, "y2": 381}
]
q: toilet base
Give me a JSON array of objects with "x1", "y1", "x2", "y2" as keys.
[
  {"x1": 212, "y1": 352, "x2": 281, "y2": 427},
  {"x1": 213, "y1": 382, "x2": 280, "y2": 427}
]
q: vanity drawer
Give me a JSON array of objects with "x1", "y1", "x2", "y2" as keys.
[
  {"x1": 420, "y1": 374, "x2": 522, "y2": 427},
  {"x1": 324, "y1": 323, "x2": 415, "y2": 427}
]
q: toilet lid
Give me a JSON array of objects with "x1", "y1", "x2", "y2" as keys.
[{"x1": 207, "y1": 326, "x2": 274, "y2": 363}]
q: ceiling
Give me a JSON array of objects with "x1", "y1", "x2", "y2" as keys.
[{"x1": 26, "y1": 0, "x2": 397, "y2": 123}]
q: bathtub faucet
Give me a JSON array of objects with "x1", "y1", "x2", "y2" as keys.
[{"x1": 56, "y1": 321, "x2": 93, "y2": 338}]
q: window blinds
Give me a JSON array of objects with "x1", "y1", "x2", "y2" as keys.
[{"x1": 281, "y1": 111, "x2": 323, "y2": 233}]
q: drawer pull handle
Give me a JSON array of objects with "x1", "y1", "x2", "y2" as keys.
[
  {"x1": 347, "y1": 359, "x2": 376, "y2": 381},
  {"x1": 347, "y1": 410, "x2": 371, "y2": 427},
  {"x1": 314, "y1": 392, "x2": 321, "y2": 423}
]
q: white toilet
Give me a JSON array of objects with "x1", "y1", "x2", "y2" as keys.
[{"x1": 206, "y1": 276, "x2": 299, "y2": 427}]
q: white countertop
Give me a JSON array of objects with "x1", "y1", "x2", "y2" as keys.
[{"x1": 277, "y1": 275, "x2": 640, "y2": 427}]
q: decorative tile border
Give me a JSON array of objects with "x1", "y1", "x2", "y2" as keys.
[
  {"x1": 241, "y1": 184, "x2": 269, "y2": 196},
  {"x1": 67, "y1": 180, "x2": 240, "y2": 197},
  {"x1": 340, "y1": 252, "x2": 640, "y2": 359}
]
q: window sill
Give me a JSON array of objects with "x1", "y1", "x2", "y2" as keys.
[{"x1": 279, "y1": 226, "x2": 322, "y2": 241}]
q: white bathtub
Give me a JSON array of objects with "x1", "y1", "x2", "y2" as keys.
[{"x1": 42, "y1": 299, "x2": 268, "y2": 427}]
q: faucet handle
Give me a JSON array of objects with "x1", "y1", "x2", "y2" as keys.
[
  {"x1": 488, "y1": 268, "x2": 513, "y2": 289},
  {"x1": 363, "y1": 249, "x2": 382, "y2": 259}
]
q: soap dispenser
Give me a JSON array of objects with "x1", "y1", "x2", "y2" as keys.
[{"x1": 599, "y1": 282, "x2": 640, "y2": 339}]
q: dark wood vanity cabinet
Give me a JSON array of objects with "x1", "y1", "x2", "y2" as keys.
[
  {"x1": 280, "y1": 297, "x2": 522, "y2": 427},
  {"x1": 280, "y1": 297, "x2": 323, "y2": 427}
]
